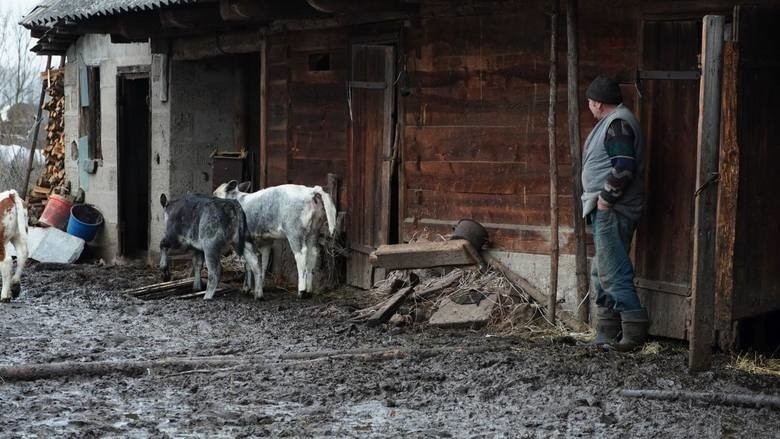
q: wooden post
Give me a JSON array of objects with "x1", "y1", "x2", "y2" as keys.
[
  {"x1": 689, "y1": 15, "x2": 724, "y2": 371},
  {"x1": 23, "y1": 55, "x2": 53, "y2": 200},
  {"x1": 259, "y1": 38, "x2": 268, "y2": 188},
  {"x1": 714, "y1": 40, "x2": 739, "y2": 352},
  {"x1": 547, "y1": 0, "x2": 560, "y2": 323},
  {"x1": 566, "y1": 0, "x2": 589, "y2": 323}
]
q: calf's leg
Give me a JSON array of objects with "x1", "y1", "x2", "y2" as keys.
[
  {"x1": 242, "y1": 244, "x2": 264, "y2": 300},
  {"x1": 159, "y1": 242, "x2": 172, "y2": 282},
  {"x1": 203, "y1": 250, "x2": 222, "y2": 300},
  {"x1": 0, "y1": 257, "x2": 12, "y2": 302},
  {"x1": 10, "y1": 234, "x2": 28, "y2": 298},
  {"x1": 192, "y1": 251, "x2": 205, "y2": 291}
]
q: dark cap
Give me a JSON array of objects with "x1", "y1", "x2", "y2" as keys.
[{"x1": 586, "y1": 76, "x2": 622, "y2": 105}]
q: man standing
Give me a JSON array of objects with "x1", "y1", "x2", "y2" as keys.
[{"x1": 581, "y1": 76, "x2": 648, "y2": 351}]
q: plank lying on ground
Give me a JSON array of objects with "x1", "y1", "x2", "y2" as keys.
[
  {"x1": 124, "y1": 278, "x2": 202, "y2": 297},
  {"x1": 175, "y1": 287, "x2": 235, "y2": 300},
  {"x1": 370, "y1": 240, "x2": 479, "y2": 269},
  {"x1": 411, "y1": 269, "x2": 464, "y2": 300},
  {"x1": 366, "y1": 286, "x2": 415, "y2": 327},
  {"x1": 619, "y1": 389, "x2": 780, "y2": 410},
  {"x1": 429, "y1": 293, "x2": 497, "y2": 329},
  {"x1": 0, "y1": 345, "x2": 509, "y2": 381},
  {"x1": 483, "y1": 253, "x2": 589, "y2": 332}
]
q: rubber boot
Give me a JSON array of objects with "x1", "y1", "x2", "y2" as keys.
[
  {"x1": 614, "y1": 308, "x2": 649, "y2": 352},
  {"x1": 590, "y1": 306, "x2": 621, "y2": 347}
]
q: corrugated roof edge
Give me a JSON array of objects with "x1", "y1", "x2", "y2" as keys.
[{"x1": 20, "y1": 0, "x2": 197, "y2": 29}]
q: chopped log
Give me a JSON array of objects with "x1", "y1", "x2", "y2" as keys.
[
  {"x1": 366, "y1": 286, "x2": 415, "y2": 327},
  {"x1": 619, "y1": 389, "x2": 780, "y2": 410},
  {"x1": 370, "y1": 240, "x2": 479, "y2": 270},
  {"x1": 483, "y1": 253, "x2": 589, "y2": 332}
]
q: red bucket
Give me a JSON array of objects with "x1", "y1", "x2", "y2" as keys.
[{"x1": 39, "y1": 194, "x2": 73, "y2": 230}]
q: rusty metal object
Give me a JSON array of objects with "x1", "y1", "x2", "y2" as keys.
[{"x1": 451, "y1": 219, "x2": 489, "y2": 251}]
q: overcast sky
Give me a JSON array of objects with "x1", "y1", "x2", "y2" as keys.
[{"x1": 3, "y1": 0, "x2": 43, "y2": 17}]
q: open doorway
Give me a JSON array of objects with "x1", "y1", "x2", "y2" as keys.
[{"x1": 117, "y1": 71, "x2": 150, "y2": 258}]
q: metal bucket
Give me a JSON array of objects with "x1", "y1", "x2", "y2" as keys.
[{"x1": 451, "y1": 219, "x2": 489, "y2": 250}]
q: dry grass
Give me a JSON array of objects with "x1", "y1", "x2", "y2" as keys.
[{"x1": 732, "y1": 353, "x2": 780, "y2": 377}]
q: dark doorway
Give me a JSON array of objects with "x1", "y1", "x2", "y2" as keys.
[{"x1": 117, "y1": 74, "x2": 150, "y2": 258}]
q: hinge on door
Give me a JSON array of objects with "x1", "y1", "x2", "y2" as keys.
[{"x1": 635, "y1": 69, "x2": 702, "y2": 98}]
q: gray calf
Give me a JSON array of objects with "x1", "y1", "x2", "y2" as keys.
[
  {"x1": 213, "y1": 180, "x2": 336, "y2": 300},
  {"x1": 159, "y1": 194, "x2": 248, "y2": 300}
]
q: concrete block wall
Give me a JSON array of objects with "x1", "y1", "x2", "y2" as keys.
[{"x1": 64, "y1": 35, "x2": 152, "y2": 263}]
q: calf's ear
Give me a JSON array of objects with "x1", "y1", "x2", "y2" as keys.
[
  {"x1": 226, "y1": 180, "x2": 239, "y2": 192},
  {"x1": 238, "y1": 181, "x2": 252, "y2": 192},
  {"x1": 160, "y1": 193, "x2": 168, "y2": 208}
]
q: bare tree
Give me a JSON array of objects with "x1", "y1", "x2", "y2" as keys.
[
  {"x1": 0, "y1": 5, "x2": 46, "y2": 193},
  {"x1": 0, "y1": 8, "x2": 39, "y2": 110}
]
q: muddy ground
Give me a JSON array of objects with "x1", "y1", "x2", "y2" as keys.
[{"x1": 1, "y1": 260, "x2": 779, "y2": 438}]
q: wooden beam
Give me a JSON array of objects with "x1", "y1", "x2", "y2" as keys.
[
  {"x1": 366, "y1": 286, "x2": 414, "y2": 327},
  {"x1": 369, "y1": 240, "x2": 479, "y2": 270},
  {"x1": 220, "y1": 0, "x2": 272, "y2": 21},
  {"x1": 171, "y1": 30, "x2": 263, "y2": 60},
  {"x1": 259, "y1": 38, "x2": 268, "y2": 188},
  {"x1": 715, "y1": 40, "x2": 739, "y2": 352},
  {"x1": 566, "y1": 0, "x2": 589, "y2": 324},
  {"x1": 689, "y1": 15, "x2": 725, "y2": 372},
  {"x1": 547, "y1": 0, "x2": 560, "y2": 323},
  {"x1": 483, "y1": 252, "x2": 589, "y2": 332}
]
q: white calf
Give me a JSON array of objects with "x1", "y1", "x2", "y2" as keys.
[
  {"x1": 0, "y1": 190, "x2": 29, "y2": 302},
  {"x1": 214, "y1": 181, "x2": 336, "y2": 299}
]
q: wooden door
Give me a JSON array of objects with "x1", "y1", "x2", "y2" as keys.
[
  {"x1": 347, "y1": 44, "x2": 395, "y2": 288},
  {"x1": 634, "y1": 20, "x2": 701, "y2": 339}
]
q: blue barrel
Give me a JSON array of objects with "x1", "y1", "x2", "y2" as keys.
[{"x1": 67, "y1": 204, "x2": 104, "y2": 242}]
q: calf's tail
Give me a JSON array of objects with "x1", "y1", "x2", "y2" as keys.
[
  {"x1": 236, "y1": 205, "x2": 249, "y2": 256},
  {"x1": 312, "y1": 186, "x2": 337, "y2": 236}
]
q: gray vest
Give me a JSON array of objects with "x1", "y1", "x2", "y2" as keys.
[{"x1": 581, "y1": 104, "x2": 645, "y2": 221}]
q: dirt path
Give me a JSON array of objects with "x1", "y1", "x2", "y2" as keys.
[{"x1": 1, "y1": 261, "x2": 778, "y2": 437}]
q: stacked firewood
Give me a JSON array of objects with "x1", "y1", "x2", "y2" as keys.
[{"x1": 28, "y1": 68, "x2": 71, "y2": 221}]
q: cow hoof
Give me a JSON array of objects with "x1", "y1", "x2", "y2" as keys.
[
  {"x1": 11, "y1": 283, "x2": 21, "y2": 298},
  {"x1": 0, "y1": 297, "x2": 10, "y2": 303},
  {"x1": 254, "y1": 295, "x2": 265, "y2": 301},
  {"x1": 298, "y1": 291, "x2": 312, "y2": 300}
]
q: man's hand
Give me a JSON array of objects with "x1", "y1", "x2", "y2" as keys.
[{"x1": 597, "y1": 197, "x2": 611, "y2": 211}]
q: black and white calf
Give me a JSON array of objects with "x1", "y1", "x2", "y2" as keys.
[
  {"x1": 0, "y1": 190, "x2": 29, "y2": 302},
  {"x1": 213, "y1": 181, "x2": 336, "y2": 300},
  {"x1": 159, "y1": 194, "x2": 249, "y2": 300}
]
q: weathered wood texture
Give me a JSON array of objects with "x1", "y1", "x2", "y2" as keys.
[
  {"x1": 566, "y1": 0, "x2": 588, "y2": 323},
  {"x1": 633, "y1": 19, "x2": 701, "y2": 340},
  {"x1": 731, "y1": 6, "x2": 780, "y2": 320},
  {"x1": 714, "y1": 41, "x2": 738, "y2": 351},
  {"x1": 401, "y1": 1, "x2": 638, "y2": 254},
  {"x1": 366, "y1": 286, "x2": 415, "y2": 327},
  {"x1": 689, "y1": 14, "x2": 724, "y2": 372},
  {"x1": 286, "y1": 29, "x2": 348, "y2": 190},
  {"x1": 369, "y1": 240, "x2": 479, "y2": 270},
  {"x1": 266, "y1": 33, "x2": 290, "y2": 186},
  {"x1": 547, "y1": 0, "x2": 560, "y2": 322}
]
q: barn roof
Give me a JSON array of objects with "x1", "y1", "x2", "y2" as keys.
[{"x1": 20, "y1": 0, "x2": 197, "y2": 28}]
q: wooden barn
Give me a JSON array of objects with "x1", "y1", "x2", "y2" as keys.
[{"x1": 21, "y1": 0, "x2": 780, "y2": 368}]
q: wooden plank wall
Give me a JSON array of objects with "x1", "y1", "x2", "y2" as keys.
[
  {"x1": 401, "y1": 0, "x2": 639, "y2": 254},
  {"x1": 266, "y1": 33, "x2": 290, "y2": 187},
  {"x1": 286, "y1": 29, "x2": 349, "y2": 205}
]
